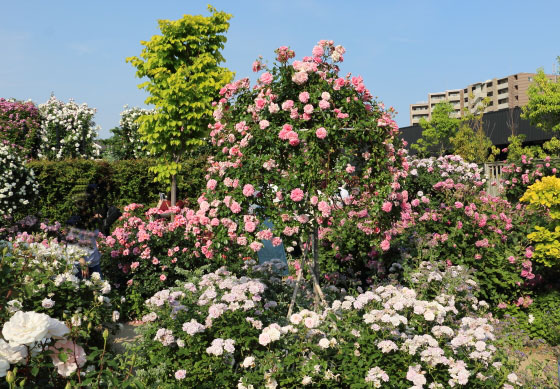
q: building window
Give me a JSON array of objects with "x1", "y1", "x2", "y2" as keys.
[{"x1": 498, "y1": 98, "x2": 509, "y2": 104}]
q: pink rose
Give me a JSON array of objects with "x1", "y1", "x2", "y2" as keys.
[
  {"x1": 160, "y1": 274, "x2": 167, "y2": 281},
  {"x1": 310, "y1": 196, "x2": 318, "y2": 205},
  {"x1": 230, "y1": 201, "x2": 242, "y2": 214},
  {"x1": 237, "y1": 236, "x2": 248, "y2": 246},
  {"x1": 131, "y1": 262, "x2": 140, "y2": 270},
  {"x1": 303, "y1": 104, "x2": 314, "y2": 114},
  {"x1": 380, "y1": 240, "x2": 390, "y2": 251},
  {"x1": 299, "y1": 91, "x2": 310, "y2": 103},
  {"x1": 245, "y1": 221, "x2": 257, "y2": 232},
  {"x1": 381, "y1": 201, "x2": 392, "y2": 213},
  {"x1": 321, "y1": 92, "x2": 331, "y2": 100},
  {"x1": 315, "y1": 127, "x2": 327, "y2": 139},
  {"x1": 318, "y1": 99, "x2": 330, "y2": 110},
  {"x1": 282, "y1": 100, "x2": 294, "y2": 111},
  {"x1": 292, "y1": 71, "x2": 308, "y2": 85},
  {"x1": 249, "y1": 241, "x2": 264, "y2": 252},
  {"x1": 272, "y1": 237, "x2": 282, "y2": 247},
  {"x1": 152, "y1": 257, "x2": 159, "y2": 265},
  {"x1": 259, "y1": 120, "x2": 269, "y2": 129},
  {"x1": 206, "y1": 179, "x2": 217, "y2": 190},
  {"x1": 290, "y1": 188, "x2": 305, "y2": 202},
  {"x1": 312, "y1": 45, "x2": 324, "y2": 57},
  {"x1": 345, "y1": 164, "x2": 355, "y2": 174},
  {"x1": 49, "y1": 339, "x2": 87, "y2": 377},
  {"x1": 290, "y1": 108, "x2": 299, "y2": 119},
  {"x1": 259, "y1": 72, "x2": 273, "y2": 84},
  {"x1": 242, "y1": 184, "x2": 255, "y2": 197}
]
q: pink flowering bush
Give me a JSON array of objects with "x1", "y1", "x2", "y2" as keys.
[
  {"x1": 0, "y1": 98, "x2": 41, "y2": 158},
  {"x1": 202, "y1": 40, "x2": 406, "y2": 291},
  {"x1": 128, "y1": 264, "x2": 517, "y2": 388},
  {"x1": 500, "y1": 155, "x2": 559, "y2": 202}
]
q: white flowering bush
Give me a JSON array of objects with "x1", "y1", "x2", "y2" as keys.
[
  {"x1": 127, "y1": 263, "x2": 517, "y2": 388},
  {"x1": 0, "y1": 234, "x2": 121, "y2": 344},
  {"x1": 37, "y1": 96, "x2": 101, "y2": 160},
  {"x1": 0, "y1": 142, "x2": 38, "y2": 224}
]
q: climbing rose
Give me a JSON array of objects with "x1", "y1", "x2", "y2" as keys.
[
  {"x1": 316, "y1": 127, "x2": 327, "y2": 139},
  {"x1": 290, "y1": 188, "x2": 305, "y2": 202}
]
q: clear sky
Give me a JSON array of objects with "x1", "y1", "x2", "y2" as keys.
[{"x1": 2, "y1": 1, "x2": 559, "y2": 138}]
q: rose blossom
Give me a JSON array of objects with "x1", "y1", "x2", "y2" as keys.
[
  {"x1": 243, "y1": 184, "x2": 255, "y2": 197},
  {"x1": 290, "y1": 188, "x2": 305, "y2": 202},
  {"x1": 303, "y1": 104, "x2": 314, "y2": 114},
  {"x1": 318, "y1": 99, "x2": 330, "y2": 110},
  {"x1": 259, "y1": 72, "x2": 273, "y2": 84},
  {"x1": 316, "y1": 127, "x2": 327, "y2": 139},
  {"x1": 259, "y1": 120, "x2": 270, "y2": 129},
  {"x1": 281, "y1": 100, "x2": 294, "y2": 111},
  {"x1": 292, "y1": 71, "x2": 308, "y2": 85},
  {"x1": 2, "y1": 311, "x2": 51, "y2": 346},
  {"x1": 299, "y1": 91, "x2": 310, "y2": 103},
  {"x1": 175, "y1": 370, "x2": 187, "y2": 380},
  {"x1": 49, "y1": 339, "x2": 87, "y2": 377}
]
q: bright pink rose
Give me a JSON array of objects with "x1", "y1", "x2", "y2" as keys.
[
  {"x1": 290, "y1": 108, "x2": 299, "y2": 119},
  {"x1": 315, "y1": 127, "x2": 327, "y2": 139},
  {"x1": 345, "y1": 164, "x2": 355, "y2": 174},
  {"x1": 299, "y1": 91, "x2": 310, "y2": 103},
  {"x1": 245, "y1": 221, "x2": 257, "y2": 232},
  {"x1": 381, "y1": 201, "x2": 392, "y2": 212},
  {"x1": 290, "y1": 188, "x2": 305, "y2": 202},
  {"x1": 380, "y1": 240, "x2": 390, "y2": 251},
  {"x1": 259, "y1": 72, "x2": 273, "y2": 84},
  {"x1": 152, "y1": 257, "x2": 159, "y2": 265},
  {"x1": 242, "y1": 184, "x2": 255, "y2": 197}
]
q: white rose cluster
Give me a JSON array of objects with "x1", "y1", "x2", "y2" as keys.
[
  {"x1": 37, "y1": 95, "x2": 101, "y2": 160},
  {"x1": 0, "y1": 311, "x2": 85, "y2": 378},
  {"x1": 0, "y1": 143, "x2": 39, "y2": 217},
  {"x1": 116, "y1": 105, "x2": 154, "y2": 159}
]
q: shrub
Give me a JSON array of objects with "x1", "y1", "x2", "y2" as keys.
[
  {"x1": 37, "y1": 96, "x2": 101, "y2": 160},
  {"x1": 128, "y1": 264, "x2": 517, "y2": 388},
  {"x1": 520, "y1": 175, "x2": 560, "y2": 268},
  {"x1": 0, "y1": 98, "x2": 41, "y2": 158},
  {"x1": 500, "y1": 155, "x2": 559, "y2": 202},
  {"x1": 0, "y1": 142, "x2": 38, "y2": 227},
  {"x1": 103, "y1": 106, "x2": 154, "y2": 160}
]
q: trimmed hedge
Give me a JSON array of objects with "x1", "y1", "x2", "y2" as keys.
[{"x1": 25, "y1": 155, "x2": 207, "y2": 224}]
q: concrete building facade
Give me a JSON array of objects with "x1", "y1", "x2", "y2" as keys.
[{"x1": 409, "y1": 73, "x2": 558, "y2": 125}]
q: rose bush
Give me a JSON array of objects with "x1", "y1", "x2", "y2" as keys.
[
  {"x1": 0, "y1": 98, "x2": 41, "y2": 159},
  {"x1": 500, "y1": 155, "x2": 559, "y2": 202},
  {"x1": 37, "y1": 95, "x2": 101, "y2": 160}
]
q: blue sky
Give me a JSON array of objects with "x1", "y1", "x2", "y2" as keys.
[{"x1": 2, "y1": 1, "x2": 559, "y2": 138}]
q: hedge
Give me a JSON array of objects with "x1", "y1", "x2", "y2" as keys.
[{"x1": 25, "y1": 155, "x2": 208, "y2": 224}]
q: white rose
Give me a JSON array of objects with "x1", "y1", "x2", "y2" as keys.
[
  {"x1": 0, "y1": 339, "x2": 27, "y2": 364},
  {"x1": 242, "y1": 356, "x2": 255, "y2": 368},
  {"x1": 112, "y1": 311, "x2": 120, "y2": 322},
  {"x1": 41, "y1": 298, "x2": 55, "y2": 309},
  {"x1": 0, "y1": 357, "x2": 9, "y2": 378},
  {"x1": 2, "y1": 311, "x2": 50, "y2": 346},
  {"x1": 46, "y1": 317, "x2": 70, "y2": 339}
]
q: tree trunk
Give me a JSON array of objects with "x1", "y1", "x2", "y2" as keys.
[{"x1": 171, "y1": 174, "x2": 177, "y2": 207}]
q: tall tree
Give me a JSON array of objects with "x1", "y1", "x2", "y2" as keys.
[
  {"x1": 412, "y1": 101, "x2": 460, "y2": 156},
  {"x1": 127, "y1": 6, "x2": 233, "y2": 205},
  {"x1": 522, "y1": 59, "x2": 560, "y2": 133}
]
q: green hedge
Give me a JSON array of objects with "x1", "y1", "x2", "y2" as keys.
[{"x1": 26, "y1": 155, "x2": 208, "y2": 224}]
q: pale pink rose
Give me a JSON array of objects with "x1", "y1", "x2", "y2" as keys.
[
  {"x1": 316, "y1": 127, "x2": 327, "y2": 139},
  {"x1": 318, "y1": 99, "x2": 330, "y2": 110},
  {"x1": 249, "y1": 241, "x2": 264, "y2": 252},
  {"x1": 259, "y1": 120, "x2": 270, "y2": 129},
  {"x1": 268, "y1": 103, "x2": 280, "y2": 113},
  {"x1": 152, "y1": 257, "x2": 159, "y2": 265},
  {"x1": 131, "y1": 262, "x2": 140, "y2": 270},
  {"x1": 288, "y1": 132, "x2": 300, "y2": 146},
  {"x1": 292, "y1": 71, "x2": 308, "y2": 85},
  {"x1": 303, "y1": 104, "x2": 314, "y2": 114},
  {"x1": 245, "y1": 221, "x2": 257, "y2": 232},
  {"x1": 242, "y1": 184, "x2": 255, "y2": 197},
  {"x1": 345, "y1": 164, "x2": 355, "y2": 174},
  {"x1": 290, "y1": 188, "x2": 305, "y2": 202},
  {"x1": 49, "y1": 339, "x2": 86, "y2": 377},
  {"x1": 160, "y1": 274, "x2": 167, "y2": 281},
  {"x1": 312, "y1": 45, "x2": 324, "y2": 57},
  {"x1": 321, "y1": 92, "x2": 331, "y2": 100},
  {"x1": 381, "y1": 201, "x2": 392, "y2": 212},
  {"x1": 252, "y1": 61, "x2": 261, "y2": 72},
  {"x1": 175, "y1": 370, "x2": 187, "y2": 380},
  {"x1": 290, "y1": 108, "x2": 299, "y2": 120},
  {"x1": 230, "y1": 201, "x2": 242, "y2": 214},
  {"x1": 272, "y1": 237, "x2": 282, "y2": 247},
  {"x1": 310, "y1": 196, "x2": 318, "y2": 205},
  {"x1": 411, "y1": 199, "x2": 420, "y2": 207},
  {"x1": 237, "y1": 236, "x2": 248, "y2": 246},
  {"x1": 260, "y1": 72, "x2": 273, "y2": 84},
  {"x1": 282, "y1": 100, "x2": 294, "y2": 111},
  {"x1": 299, "y1": 91, "x2": 310, "y2": 103},
  {"x1": 207, "y1": 179, "x2": 217, "y2": 190}
]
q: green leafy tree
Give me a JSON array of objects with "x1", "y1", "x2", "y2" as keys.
[
  {"x1": 412, "y1": 101, "x2": 460, "y2": 156},
  {"x1": 126, "y1": 6, "x2": 233, "y2": 205},
  {"x1": 522, "y1": 59, "x2": 560, "y2": 133},
  {"x1": 451, "y1": 98, "x2": 498, "y2": 163}
]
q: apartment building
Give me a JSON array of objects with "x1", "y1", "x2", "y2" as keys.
[{"x1": 409, "y1": 72, "x2": 558, "y2": 125}]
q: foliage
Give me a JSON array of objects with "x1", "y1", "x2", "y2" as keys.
[
  {"x1": 37, "y1": 96, "x2": 101, "y2": 160},
  {"x1": 0, "y1": 98, "x2": 41, "y2": 159},
  {"x1": 521, "y1": 61, "x2": 560, "y2": 133},
  {"x1": 23, "y1": 156, "x2": 209, "y2": 226},
  {"x1": 394, "y1": 158, "x2": 534, "y2": 306},
  {"x1": 0, "y1": 143, "x2": 38, "y2": 226},
  {"x1": 451, "y1": 106, "x2": 499, "y2": 163},
  {"x1": 504, "y1": 134, "x2": 548, "y2": 163},
  {"x1": 520, "y1": 176, "x2": 560, "y2": 267},
  {"x1": 128, "y1": 264, "x2": 516, "y2": 388},
  {"x1": 500, "y1": 155, "x2": 559, "y2": 202},
  {"x1": 412, "y1": 101, "x2": 460, "y2": 156},
  {"x1": 102, "y1": 106, "x2": 154, "y2": 160},
  {"x1": 126, "y1": 6, "x2": 234, "y2": 202},
  {"x1": 198, "y1": 39, "x2": 406, "y2": 297}
]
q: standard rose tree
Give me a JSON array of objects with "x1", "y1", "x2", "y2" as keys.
[{"x1": 192, "y1": 40, "x2": 407, "y2": 307}]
